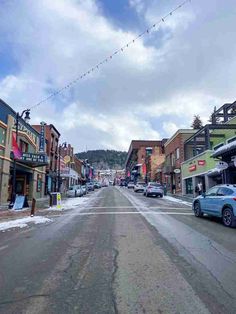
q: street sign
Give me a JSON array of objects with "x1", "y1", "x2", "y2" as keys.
[{"x1": 216, "y1": 161, "x2": 228, "y2": 170}]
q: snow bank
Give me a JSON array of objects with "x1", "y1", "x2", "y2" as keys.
[
  {"x1": 0, "y1": 216, "x2": 52, "y2": 232},
  {"x1": 48, "y1": 196, "x2": 90, "y2": 211},
  {"x1": 164, "y1": 196, "x2": 192, "y2": 207}
]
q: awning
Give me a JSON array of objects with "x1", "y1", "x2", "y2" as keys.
[
  {"x1": 212, "y1": 140, "x2": 236, "y2": 158},
  {"x1": 16, "y1": 153, "x2": 48, "y2": 168}
]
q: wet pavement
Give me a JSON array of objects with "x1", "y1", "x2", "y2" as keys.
[{"x1": 0, "y1": 186, "x2": 235, "y2": 313}]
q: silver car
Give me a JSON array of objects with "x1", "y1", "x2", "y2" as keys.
[
  {"x1": 144, "y1": 182, "x2": 164, "y2": 198},
  {"x1": 134, "y1": 182, "x2": 146, "y2": 192},
  {"x1": 67, "y1": 185, "x2": 83, "y2": 197}
]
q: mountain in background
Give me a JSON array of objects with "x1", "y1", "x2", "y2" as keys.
[{"x1": 75, "y1": 150, "x2": 127, "y2": 170}]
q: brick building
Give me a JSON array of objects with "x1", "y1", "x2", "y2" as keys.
[
  {"x1": 125, "y1": 140, "x2": 167, "y2": 183},
  {"x1": 32, "y1": 124, "x2": 60, "y2": 194},
  {"x1": 163, "y1": 129, "x2": 196, "y2": 194}
]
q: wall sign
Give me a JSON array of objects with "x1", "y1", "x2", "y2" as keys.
[
  {"x1": 39, "y1": 121, "x2": 46, "y2": 152},
  {"x1": 189, "y1": 165, "x2": 196, "y2": 172},
  {"x1": 198, "y1": 160, "x2": 206, "y2": 166},
  {"x1": 20, "y1": 152, "x2": 47, "y2": 163}
]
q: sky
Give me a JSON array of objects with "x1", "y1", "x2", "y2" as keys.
[{"x1": 0, "y1": 0, "x2": 236, "y2": 152}]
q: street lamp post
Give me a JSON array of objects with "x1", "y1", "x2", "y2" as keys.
[
  {"x1": 57, "y1": 142, "x2": 67, "y2": 192},
  {"x1": 9, "y1": 109, "x2": 31, "y2": 209}
]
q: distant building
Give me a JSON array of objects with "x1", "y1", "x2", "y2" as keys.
[{"x1": 125, "y1": 140, "x2": 167, "y2": 183}]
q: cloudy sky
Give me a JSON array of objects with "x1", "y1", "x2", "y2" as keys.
[{"x1": 0, "y1": 0, "x2": 236, "y2": 152}]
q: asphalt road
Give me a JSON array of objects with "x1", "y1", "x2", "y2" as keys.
[{"x1": 0, "y1": 186, "x2": 236, "y2": 313}]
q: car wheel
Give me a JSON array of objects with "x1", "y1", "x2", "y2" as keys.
[
  {"x1": 222, "y1": 207, "x2": 236, "y2": 227},
  {"x1": 193, "y1": 201, "x2": 203, "y2": 217},
  {"x1": 146, "y1": 193, "x2": 149, "y2": 197},
  {"x1": 160, "y1": 194, "x2": 163, "y2": 198}
]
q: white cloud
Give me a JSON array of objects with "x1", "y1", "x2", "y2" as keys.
[{"x1": 0, "y1": 0, "x2": 236, "y2": 152}]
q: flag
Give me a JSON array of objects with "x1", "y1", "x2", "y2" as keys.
[
  {"x1": 142, "y1": 163, "x2": 147, "y2": 175},
  {"x1": 12, "y1": 132, "x2": 22, "y2": 159}
]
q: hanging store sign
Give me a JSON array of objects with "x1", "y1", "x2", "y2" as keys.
[
  {"x1": 64, "y1": 155, "x2": 71, "y2": 164},
  {"x1": 174, "y1": 168, "x2": 181, "y2": 174},
  {"x1": 39, "y1": 121, "x2": 46, "y2": 152},
  {"x1": 216, "y1": 161, "x2": 228, "y2": 170}
]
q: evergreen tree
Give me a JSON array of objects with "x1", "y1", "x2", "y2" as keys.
[
  {"x1": 191, "y1": 115, "x2": 203, "y2": 129},
  {"x1": 208, "y1": 106, "x2": 220, "y2": 124}
]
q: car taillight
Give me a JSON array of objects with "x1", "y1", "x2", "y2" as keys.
[{"x1": 233, "y1": 198, "x2": 236, "y2": 201}]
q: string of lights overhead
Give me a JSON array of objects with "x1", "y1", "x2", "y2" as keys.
[{"x1": 29, "y1": 0, "x2": 192, "y2": 110}]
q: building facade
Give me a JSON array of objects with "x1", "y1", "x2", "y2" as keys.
[
  {"x1": 0, "y1": 99, "x2": 47, "y2": 207},
  {"x1": 32, "y1": 124, "x2": 60, "y2": 194},
  {"x1": 182, "y1": 102, "x2": 236, "y2": 196},
  {"x1": 125, "y1": 140, "x2": 167, "y2": 183},
  {"x1": 163, "y1": 129, "x2": 196, "y2": 194}
]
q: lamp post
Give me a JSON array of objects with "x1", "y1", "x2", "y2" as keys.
[
  {"x1": 145, "y1": 147, "x2": 153, "y2": 184},
  {"x1": 9, "y1": 109, "x2": 31, "y2": 209},
  {"x1": 58, "y1": 142, "x2": 67, "y2": 192}
]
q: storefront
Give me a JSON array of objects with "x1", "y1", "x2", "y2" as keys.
[{"x1": 181, "y1": 150, "x2": 219, "y2": 196}]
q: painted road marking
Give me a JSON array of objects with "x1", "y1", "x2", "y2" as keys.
[
  {"x1": 49, "y1": 211, "x2": 194, "y2": 217},
  {"x1": 0, "y1": 245, "x2": 9, "y2": 251}
]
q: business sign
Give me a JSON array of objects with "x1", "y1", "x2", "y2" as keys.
[
  {"x1": 20, "y1": 152, "x2": 47, "y2": 164},
  {"x1": 189, "y1": 165, "x2": 196, "y2": 172},
  {"x1": 13, "y1": 195, "x2": 29, "y2": 210},
  {"x1": 198, "y1": 160, "x2": 206, "y2": 166},
  {"x1": 39, "y1": 121, "x2": 46, "y2": 152},
  {"x1": 216, "y1": 161, "x2": 228, "y2": 170},
  {"x1": 64, "y1": 155, "x2": 71, "y2": 164},
  {"x1": 174, "y1": 168, "x2": 181, "y2": 174}
]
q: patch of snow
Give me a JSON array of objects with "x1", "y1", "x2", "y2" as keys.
[
  {"x1": 213, "y1": 139, "x2": 236, "y2": 156},
  {"x1": 164, "y1": 196, "x2": 192, "y2": 207},
  {"x1": 48, "y1": 196, "x2": 92, "y2": 211},
  {"x1": 0, "y1": 216, "x2": 52, "y2": 232}
]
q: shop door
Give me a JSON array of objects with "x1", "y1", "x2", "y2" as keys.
[{"x1": 16, "y1": 176, "x2": 26, "y2": 195}]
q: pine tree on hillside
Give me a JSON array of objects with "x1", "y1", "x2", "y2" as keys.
[{"x1": 191, "y1": 115, "x2": 203, "y2": 129}]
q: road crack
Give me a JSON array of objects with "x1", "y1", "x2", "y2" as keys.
[{"x1": 111, "y1": 248, "x2": 119, "y2": 314}]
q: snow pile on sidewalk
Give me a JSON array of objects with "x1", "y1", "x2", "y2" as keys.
[
  {"x1": 164, "y1": 196, "x2": 192, "y2": 207},
  {"x1": 0, "y1": 216, "x2": 52, "y2": 232},
  {"x1": 48, "y1": 196, "x2": 90, "y2": 211}
]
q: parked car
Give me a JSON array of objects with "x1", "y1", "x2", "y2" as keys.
[
  {"x1": 86, "y1": 182, "x2": 94, "y2": 191},
  {"x1": 192, "y1": 184, "x2": 236, "y2": 227},
  {"x1": 67, "y1": 185, "x2": 83, "y2": 197},
  {"x1": 144, "y1": 182, "x2": 164, "y2": 197},
  {"x1": 127, "y1": 181, "x2": 135, "y2": 189},
  {"x1": 81, "y1": 185, "x2": 87, "y2": 195},
  {"x1": 94, "y1": 181, "x2": 101, "y2": 189},
  {"x1": 134, "y1": 182, "x2": 146, "y2": 192}
]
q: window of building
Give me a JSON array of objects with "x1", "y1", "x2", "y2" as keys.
[
  {"x1": 213, "y1": 143, "x2": 224, "y2": 151},
  {"x1": 175, "y1": 148, "x2": 180, "y2": 160},
  {"x1": 227, "y1": 136, "x2": 236, "y2": 144},
  {"x1": 19, "y1": 140, "x2": 29, "y2": 153}
]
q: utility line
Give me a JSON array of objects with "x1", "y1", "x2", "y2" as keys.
[{"x1": 29, "y1": 0, "x2": 191, "y2": 110}]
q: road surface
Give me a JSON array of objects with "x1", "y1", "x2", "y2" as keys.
[{"x1": 0, "y1": 186, "x2": 236, "y2": 313}]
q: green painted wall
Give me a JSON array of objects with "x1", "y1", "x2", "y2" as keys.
[{"x1": 182, "y1": 150, "x2": 218, "y2": 179}]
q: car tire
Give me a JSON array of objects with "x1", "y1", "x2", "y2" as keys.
[
  {"x1": 193, "y1": 201, "x2": 203, "y2": 217},
  {"x1": 222, "y1": 207, "x2": 236, "y2": 228},
  {"x1": 146, "y1": 193, "x2": 149, "y2": 197},
  {"x1": 160, "y1": 194, "x2": 163, "y2": 198}
]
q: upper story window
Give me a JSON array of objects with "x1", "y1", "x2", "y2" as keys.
[
  {"x1": 213, "y1": 143, "x2": 224, "y2": 151},
  {"x1": 19, "y1": 140, "x2": 28, "y2": 153},
  {"x1": 227, "y1": 136, "x2": 236, "y2": 144},
  {"x1": 175, "y1": 148, "x2": 180, "y2": 160}
]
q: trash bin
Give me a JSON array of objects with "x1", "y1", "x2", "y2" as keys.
[{"x1": 50, "y1": 192, "x2": 62, "y2": 208}]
